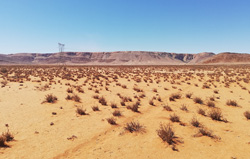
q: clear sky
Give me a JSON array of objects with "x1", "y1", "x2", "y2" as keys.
[{"x1": 0, "y1": 0, "x2": 250, "y2": 54}]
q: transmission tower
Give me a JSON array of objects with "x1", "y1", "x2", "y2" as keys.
[{"x1": 58, "y1": 43, "x2": 65, "y2": 52}]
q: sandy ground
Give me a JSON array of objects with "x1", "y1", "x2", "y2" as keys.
[{"x1": 0, "y1": 65, "x2": 250, "y2": 159}]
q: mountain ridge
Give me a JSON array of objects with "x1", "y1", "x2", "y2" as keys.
[{"x1": 0, "y1": 51, "x2": 249, "y2": 65}]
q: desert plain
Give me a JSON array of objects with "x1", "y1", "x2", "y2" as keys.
[{"x1": 0, "y1": 65, "x2": 250, "y2": 159}]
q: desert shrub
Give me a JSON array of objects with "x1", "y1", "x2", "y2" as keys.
[
  {"x1": 180, "y1": 104, "x2": 188, "y2": 112},
  {"x1": 124, "y1": 121, "x2": 143, "y2": 133},
  {"x1": 0, "y1": 68, "x2": 8, "y2": 74},
  {"x1": 113, "y1": 110, "x2": 122, "y2": 117},
  {"x1": 214, "y1": 90, "x2": 219, "y2": 94},
  {"x1": 244, "y1": 111, "x2": 250, "y2": 120},
  {"x1": 0, "y1": 125, "x2": 14, "y2": 147},
  {"x1": 2, "y1": 131, "x2": 14, "y2": 142},
  {"x1": 197, "y1": 108, "x2": 206, "y2": 116},
  {"x1": 190, "y1": 117, "x2": 201, "y2": 127},
  {"x1": 76, "y1": 107, "x2": 87, "y2": 115},
  {"x1": 209, "y1": 96, "x2": 215, "y2": 101},
  {"x1": 120, "y1": 101, "x2": 126, "y2": 106},
  {"x1": 0, "y1": 136, "x2": 6, "y2": 147},
  {"x1": 193, "y1": 97, "x2": 203, "y2": 104},
  {"x1": 208, "y1": 109, "x2": 227, "y2": 122},
  {"x1": 44, "y1": 94, "x2": 57, "y2": 103},
  {"x1": 157, "y1": 123, "x2": 177, "y2": 145},
  {"x1": 67, "y1": 88, "x2": 73, "y2": 93},
  {"x1": 65, "y1": 94, "x2": 72, "y2": 100},
  {"x1": 111, "y1": 103, "x2": 118, "y2": 108},
  {"x1": 170, "y1": 114, "x2": 180, "y2": 122},
  {"x1": 163, "y1": 105, "x2": 172, "y2": 111},
  {"x1": 226, "y1": 100, "x2": 238, "y2": 107},
  {"x1": 153, "y1": 88, "x2": 157, "y2": 92},
  {"x1": 72, "y1": 94, "x2": 81, "y2": 102},
  {"x1": 206, "y1": 101, "x2": 215, "y2": 107},
  {"x1": 91, "y1": 106, "x2": 99, "y2": 111},
  {"x1": 149, "y1": 100, "x2": 154, "y2": 106},
  {"x1": 121, "y1": 85, "x2": 127, "y2": 89},
  {"x1": 99, "y1": 96, "x2": 107, "y2": 106},
  {"x1": 106, "y1": 117, "x2": 117, "y2": 125},
  {"x1": 76, "y1": 87, "x2": 84, "y2": 93},
  {"x1": 186, "y1": 93, "x2": 192, "y2": 99},
  {"x1": 92, "y1": 95, "x2": 99, "y2": 99},
  {"x1": 169, "y1": 93, "x2": 181, "y2": 101},
  {"x1": 127, "y1": 103, "x2": 139, "y2": 112},
  {"x1": 195, "y1": 127, "x2": 218, "y2": 139}
]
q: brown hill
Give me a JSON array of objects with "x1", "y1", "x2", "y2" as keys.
[
  {"x1": 0, "y1": 51, "x2": 249, "y2": 65},
  {"x1": 0, "y1": 51, "x2": 215, "y2": 65},
  {"x1": 202, "y1": 52, "x2": 250, "y2": 64}
]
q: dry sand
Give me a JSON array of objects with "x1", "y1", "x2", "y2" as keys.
[{"x1": 0, "y1": 65, "x2": 250, "y2": 159}]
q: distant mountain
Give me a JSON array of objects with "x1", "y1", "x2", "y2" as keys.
[
  {"x1": 0, "y1": 51, "x2": 249, "y2": 65},
  {"x1": 201, "y1": 52, "x2": 250, "y2": 64}
]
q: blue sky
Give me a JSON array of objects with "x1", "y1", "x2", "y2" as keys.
[{"x1": 0, "y1": 0, "x2": 250, "y2": 54}]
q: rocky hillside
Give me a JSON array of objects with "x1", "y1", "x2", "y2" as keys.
[
  {"x1": 0, "y1": 51, "x2": 249, "y2": 65},
  {"x1": 202, "y1": 52, "x2": 250, "y2": 64}
]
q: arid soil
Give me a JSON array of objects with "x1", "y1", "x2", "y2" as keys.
[{"x1": 0, "y1": 65, "x2": 250, "y2": 159}]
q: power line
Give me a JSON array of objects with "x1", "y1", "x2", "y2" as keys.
[{"x1": 58, "y1": 43, "x2": 65, "y2": 52}]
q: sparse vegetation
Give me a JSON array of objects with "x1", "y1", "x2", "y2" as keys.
[
  {"x1": 198, "y1": 108, "x2": 206, "y2": 116},
  {"x1": 76, "y1": 107, "x2": 87, "y2": 115},
  {"x1": 193, "y1": 97, "x2": 203, "y2": 104},
  {"x1": 170, "y1": 114, "x2": 180, "y2": 122},
  {"x1": 92, "y1": 106, "x2": 99, "y2": 111},
  {"x1": 206, "y1": 101, "x2": 215, "y2": 107},
  {"x1": 226, "y1": 100, "x2": 238, "y2": 107},
  {"x1": 208, "y1": 109, "x2": 227, "y2": 122},
  {"x1": 180, "y1": 104, "x2": 188, "y2": 112},
  {"x1": 186, "y1": 93, "x2": 192, "y2": 99},
  {"x1": 106, "y1": 117, "x2": 117, "y2": 125},
  {"x1": 124, "y1": 121, "x2": 144, "y2": 133},
  {"x1": 157, "y1": 123, "x2": 180, "y2": 151},
  {"x1": 43, "y1": 94, "x2": 58, "y2": 103},
  {"x1": 169, "y1": 93, "x2": 181, "y2": 101},
  {"x1": 163, "y1": 105, "x2": 172, "y2": 111},
  {"x1": 190, "y1": 117, "x2": 201, "y2": 127},
  {"x1": 113, "y1": 110, "x2": 122, "y2": 117},
  {"x1": 244, "y1": 111, "x2": 250, "y2": 120}
]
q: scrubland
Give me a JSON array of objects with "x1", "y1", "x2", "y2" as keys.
[{"x1": 0, "y1": 65, "x2": 250, "y2": 159}]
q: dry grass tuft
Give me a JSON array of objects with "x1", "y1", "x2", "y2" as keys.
[
  {"x1": 76, "y1": 107, "x2": 87, "y2": 115},
  {"x1": 186, "y1": 93, "x2": 193, "y2": 99},
  {"x1": 226, "y1": 100, "x2": 238, "y2": 107},
  {"x1": 197, "y1": 108, "x2": 206, "y2": 116},
  {"x1": 91, "y1": 106, "x2": 99, "y2": 111},
  {"x1": 99, "y1": 96, "x2": 107, "y2": 106},
  {"x1": 106, "y1": 117, "x2": 117, "y2": 125},
  {"x1": 113, "y1": 110, "x2": 122, "y2": 117},
  {"x1": 193, "y1": 97, "x2": 203, "y2": 104},
  {"x1": 169, "y1": 93, "x2": 181, "y2": 101},
  {"x1": 244, "y1": 111, "x2": 250, "y2": 120},
  {"x1": 163, "y1": 105, "x2": 172, "y2": 111},
  {"x1": 170, "y1": 114, "x2": 180, "y2": 122},
  {"x1": 124, "y1": 121, "x2": 144, "y2": 133},
  {"x1": 190, "y1": 117, "x2": 202, "y2": 127},
  {"x1": 43, "y1": 94, "x2": 58, "y2": 103},
  {"x1": 206, "y1": 101, "x2": 215, "y2": 107},
  {"x1": 157, "y1": 123, "x2": 180, "y2": 151},
  {"x1": 208, "y1": 109, "x2": 227, "y2": 122},
  {"x1": 180, "y1": 104, "x2": 188, "y2": 112}
]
